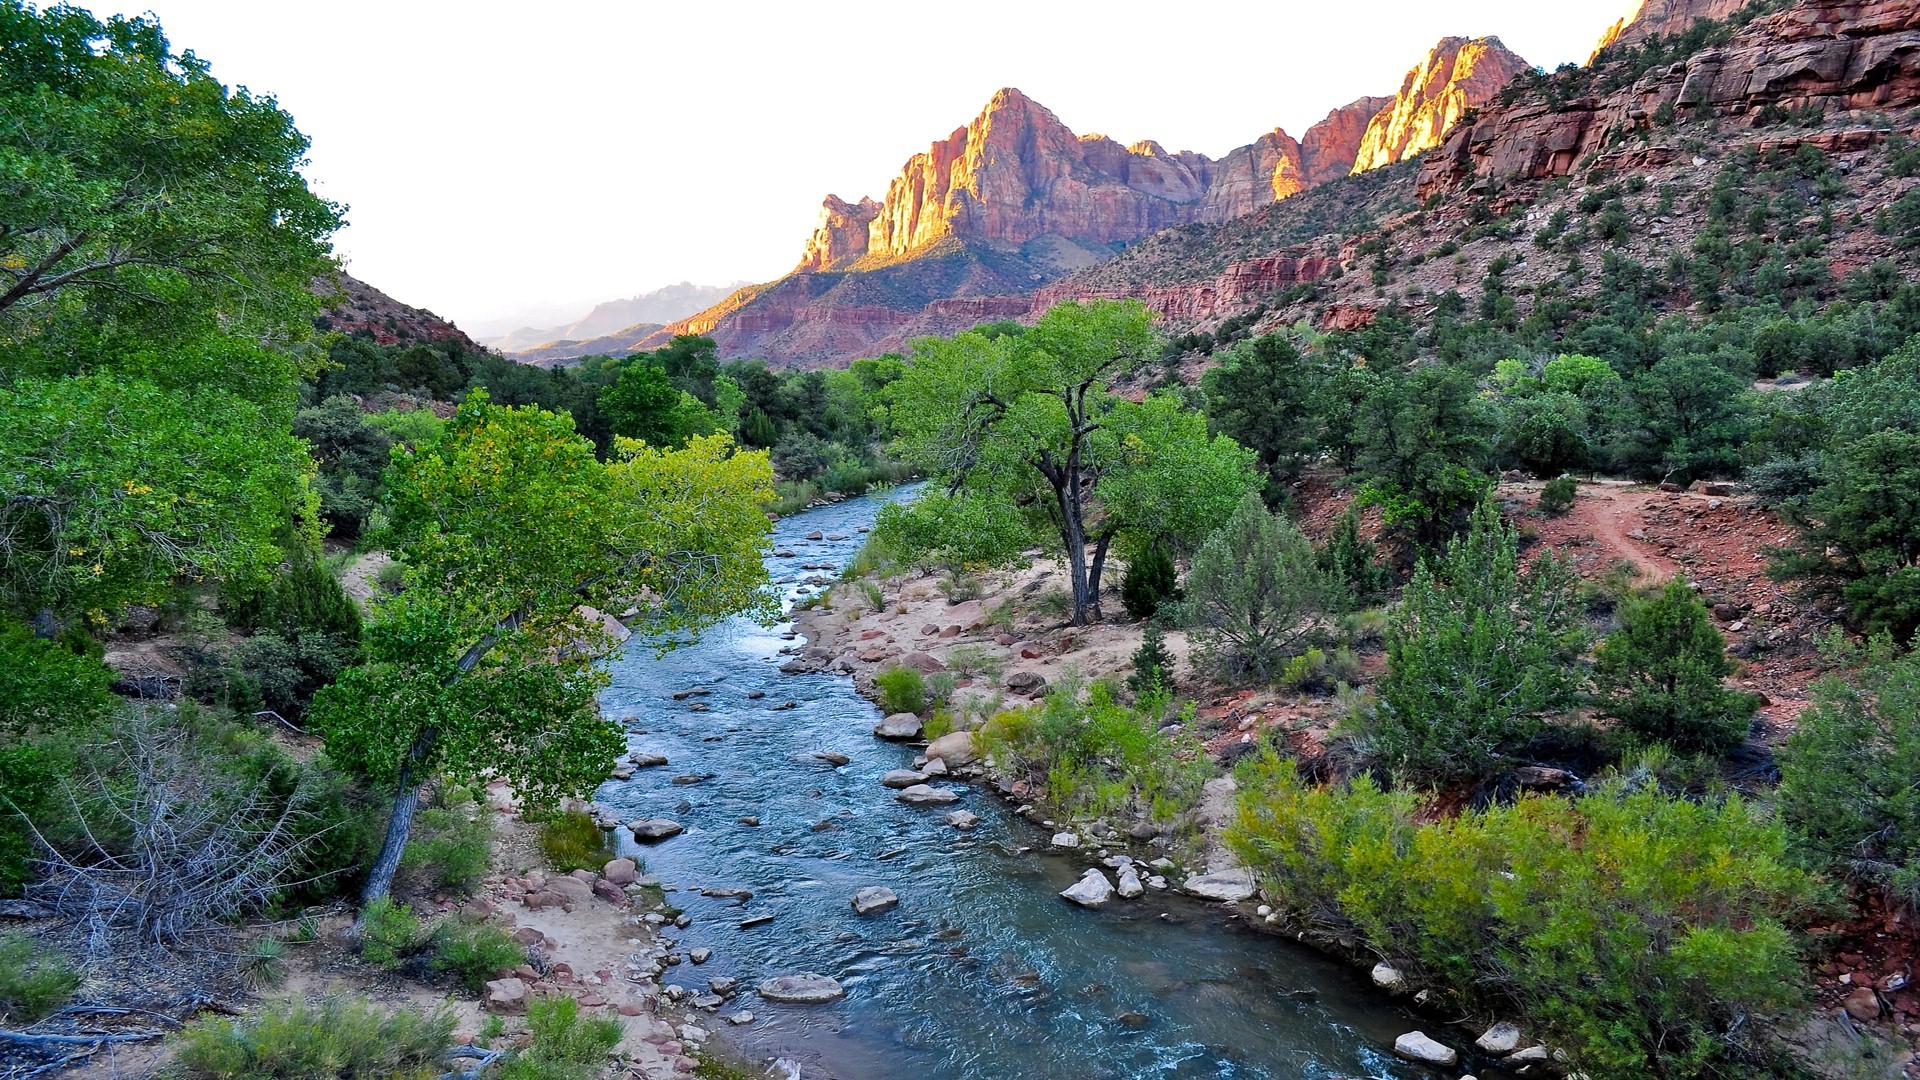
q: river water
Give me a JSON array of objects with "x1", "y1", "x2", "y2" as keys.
[{"x1": 596, "y1": 487, "x2": 1444, "y2": 1080}]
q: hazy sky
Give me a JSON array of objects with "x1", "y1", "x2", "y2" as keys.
[{"x1": 96, "y1": 0, "x2": 1638, "y2": 333}]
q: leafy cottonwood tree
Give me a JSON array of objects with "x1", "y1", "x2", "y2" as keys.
[
  {"x1": 310, "y1": 395, "x2": 774, "y2": 906},
  {"x1": 884, "y1": 301, "x2": 1256, "y2": 625}
]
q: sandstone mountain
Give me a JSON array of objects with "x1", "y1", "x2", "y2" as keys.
[
  {"x1": 632, "y1": 40, "x2": 1530, "y2": 368},
  {"x1": 1351, "y1": 37, "x2": 1531, "y2": 172},
  {"x1": 315, "y1": 272, "x2": 479, "y2": 351},
  {"x1": 1595, "y1": 0, "x2": 1756, "y2": 55}
]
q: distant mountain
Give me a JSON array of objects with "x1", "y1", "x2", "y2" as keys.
[
  {"x1": 314, "y1": 272, "x2": 480, "y2": 351},
  {"x1": 635, "y1": 36, "x2": 1528, "y2": 368},
  {"x1": 487, "y1": 282, "x2": 743, "y2": 355}
]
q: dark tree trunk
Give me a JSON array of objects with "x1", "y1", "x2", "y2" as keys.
[{"x1": 356, "y1": 726, "x2": 439, "y2": 921}]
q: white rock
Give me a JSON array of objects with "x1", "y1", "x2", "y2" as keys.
[
  {"x1": 925, "y1": 729, "x2": 977, "y2": 765},
  {"x1": 756, "y1": 972, "x2": 846, "y2": 1003},
  {"x1": 1050, "y1": 831, "x2": 1081, "y2": 849},
  {"x1": 1506, "y1": 1046, "x2": 1551, "y2": 1064},
  {"x1": 850, "y1": 886, "x2": 899, "y2": 915},
  {"x1": 1181, "y1": 867, "x2": 1255, "y2": 902},
  {"x1": 1392, "y1": 1031, "x2": 1458, "y2": 1066},
  {"x1": 1060, "y1": 868, "x2": 1115, "y2": 908},
  {"x1": 872, "y1": 713, "x2": 923, "y2": 739},
  {"x1": 1371, "y1": 962, "x2": 1407, "y2": 992},
  {"x1": 880, "y1": 769, "x2": 929, "y2": 788},
  {"x1": 895, "y1": 784, "x2": 959, "y2": 805},
  {"x1": 1476, "y1": 1020, "x2": 1523, "y2": 1054},
  {"x1": 1116, "y1": 864, "x2": 1144, "y2": 899},
  {"x1": 945, "y1": 810, "x2": 979, "y2": 830}
]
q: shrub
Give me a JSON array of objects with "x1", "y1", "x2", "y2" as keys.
[
  {"x1": 497, "y1": 997, "x2": 623, "y2": 1080},
  {"x1": 1319, "y1": 506, "x2": 1387, "y2": 610},
  {"x1": 1777, "y1": 638, "x2": 1920, "y2": 909},
  {"x1": 1127, "y1": 622, "x2": 1174, "y2": 701},
  {"x1": 1593, "y1": 578, "x2": 1759, "y2": 753},
  {"x1": 0, "y1": 934, "x2": 79, "y2": 1025},
  {"x1": 0, "y1": 616, "x2": 116, "y2": 895},
  {"x1": 1360, "y1": 499, "x2": 1587, "y2": 783},
  {"x1": 240, "y1": 935, "x2": 287, "y2": 989},
  {"x1": 1180, "y1": 492, "x2": 1335, "y2": 682},
  {"x1": 1229, "y1": 756, "x2": 1813, "y2": 1079},
  {"x1": 359, "y1": 896, "x2": 422, "y2": 969},
  {"x1": 174, "y1": 995, "x2": 455, "y2": 1079},
  {"x1": 875, "y1": 665, "x2": 926, "y2": 715},
  {"x1": 400, "y1": 794, "x2": 491, "y2": 893},
  {"x1": 996, "y1": 683, "x2": 1208, "y2": 823},
  {"x1": 1538, "y1": 476, "x2": 1577, "y2": 515},
  {"x1": 430, "y1": 919, "x2": 526, "y2": 993},
  {"x1": 537, "y1": 811, "x2": 609, "y2": 874},
  {"x1": 1119, "y1": 543, "x2": 1180, "y2": 621}
]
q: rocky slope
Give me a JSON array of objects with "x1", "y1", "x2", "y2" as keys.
[
  {"x1": 1595, "y1": 0, "x2": 1757, "y2": 54},
  {"x1": 314, "y1": 272, "x2": 480, "y2": 350},
  {"x1": 632, "y1": 38, "x2": 1528, "y2": 368}
]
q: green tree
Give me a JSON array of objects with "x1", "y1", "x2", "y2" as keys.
[
  {"x1": 1127, "y1": 621, "x2": 1174, "y2": 701},
  {"x1": 1319, "y1": 505, "x2": 1388, "y2": 609},
  {"x1": 885, "y1": 301, "x2": 1255, "y2": 624},
  {"x1": 1180, "y1": 492, "x2": 1335, "y2": 682},
  {"x1": 0, "y1": 614, "x2": 116, "y2": 893},
  {"x1": 1119, "y1": 542, "x2": 1178, "y2": 622},
  {"x1": 1202, "y1": 331, "x2": 1329, "y2": 493},
  {"x1": 1354, "y1": 363, "x2": 1494, "y2": 546},
  {"x1": 1612, "y1": 354, "x2": 1754, "y2": 482},
  {"x1": 1593, "y1": 578, "x2": 1759, "y2": 752},
  {"x1": 0, "y1": 2, "x2": 340, "y2": 364},
  {"x1": 293, "y1": 395, "x2": 395, "y2": 539},
  {"x1": 1365, "y1": 499, "x2": 1587, "y2": 782},
  {"x1": 1496, "y1": 390, "x2": 1591, "y2": 478},
  {"x1": 310, "y1": 395, "x2": 774, "y2": 907},
  {"x1": 1777, "y1": 638, "x2": 1920, "y2": 908},
  {"x1": 597, "y1": 361, "x2": 721, "y2": 448}
]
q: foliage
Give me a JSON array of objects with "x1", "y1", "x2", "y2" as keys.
[
  {"x1": 1180, "y1": 492, "x2": 1335, "y2": 682},
  {"x1": 0, "y1": 933, "x2": 78, "y2": 1025},
  {"x1": 174, "y1": 996, "x2": 456, "y2": 1080},
  {"x1": 537, "y1": 810, "x2": 609, "y2": 874},
  {"x1": 399, "y1": 795, "x2": 491, "y2": 893},
  {"x1": 1777, "y1": 638, "x2": 1920, "y2": 909},
  {"x1": 875, "y1": 664, "x2": 927, "y2": 715},
  {"x1": 598, "y1": 360, "x2": 723, "y2": 448},
  {"x1": 1202, "y1": 330, "x2": 1334, "y2": 491},
  {"x1": 1353, "y1": 362, "x2": 1494, "y2": 545},
  {"x1": 1119, "y1": 542, "x2": 1179, "y2": 622},
  {"x1": 1229, "y1": 756, "x2": 1814, "y2": 1079},
  {"x1": 0, "y1": 614, "x2": 114, "y2": 894},
  {"x1": 496, "y1": 997, "x2": 624, "y2": 1080},
  {"x1": 886, "y1": 301, "x2": 1256, "y2": 623},
  {"x1": 1127, "y1": 622, "x2": 1174, "y2": 702},
  {"x1": 293, "y1": 396, "x2": 394, "y2": 539},
  {"x1": 0, "y1": 2, "x2": 340, "y2": 366},
  {"x1": 1318, "y1": 505, "x2": 1388, "y2": 609},
  {"x1": 359, "y1": 896, "x2": 421, "y2": 969},
  {"x1": 1361, "y1": 499, "x2": 1587, "y2": 783},
  {"x1": 430, "y1": 918, "x2": 525, "y2": 993},
  {"x1": 1538, "y1": 476, "x2": 1577, "y2": 515},
  {"x1": 0, "y1": 373, "x2": 318, "y2": 618},
  {"x1": 310, "y1": 396, "x2": 773, "y2": 905},
  {"x1": 984, "y1": 680, "x2": 1208, "y2": 823},
  {"x1": 1594, "y1": 578, "x2": 1759, "y2": 753}
]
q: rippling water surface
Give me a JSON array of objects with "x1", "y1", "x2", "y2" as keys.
[{"x1": 596, "y1": 487, "x2": 1439, "y2": 1080}]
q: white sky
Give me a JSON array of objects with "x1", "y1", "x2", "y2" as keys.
[{"x1": 94, "y1": 0, "x2": 1639, "y2": 334}]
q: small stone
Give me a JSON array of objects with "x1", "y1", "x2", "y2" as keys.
[
  {"x1": 485, "y1": 977, "x2": 530, "y2": 1014},
  {"x1": 1392, "y1": 1031, "x2": 1458, "y2": 1066},
  {"x1": 629, "y1": 818, "x2": 685, "y2": 842},
  {"x1": 895, "y1": 784, "x2": 959, "y2": 805},
  {"x1": 602, "y1": 858, "x2": 638, "y2": 885},
  {"x1": 1476, "y1": 1021, "x2": 1523, "y2": 1054},
  {"x1": 738, "y1": 815, "x2": 761, "y2": 827},
  {"x1": 756, "y1": 972, "x2": 845, "y2": 1003},
  {"x1": 629, "y1": 753, "x2": 669, "y2": 768},
  {"x1": 925, "y1": 730, "x2": 977, "y2": 766},
  {"x1": 740, "y1": 913, "x2": 777, "y2": 928},
  {"x1": 689, "y1": 947, "x2": 712, "y2": 964},
  {"x1": 725, "y1": 1010, "x2": 755, "y2": 1025},
  {"x1": 1050, "y1": 831, "x2": 1081, "y2": 849},
  {"x1": 851, "y1": 886, "x2": 900, "y2": 915},
  {"x1": 812, "y1": 751, "x2": 851, "y2": 766},
  {"x1": 881, "y1": 769, "x2": 930, "y2": 788},
  {"x1": 1182, "y1": 868, "x2": 1256, "y2": 902},
  {"x1": 946, "y1": 809, "x2": 980, "y2": 830},
  {"x1": 873, "y1": 713, "x2": 924, "y2": 739},
  {"x1": 1372, "y1": 962, "x2": 1407, "y2": 993},
  {"x1": 1843, "y1": 986, "x2": 1883, "y2": 1021},
  {"x1": 1116, "y1": 864, "x2": 1144, "y2": 899}
]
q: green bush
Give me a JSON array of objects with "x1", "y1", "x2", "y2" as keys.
[
  {"x1": 1777, "y1": 638, "x2": 1920, "y2": 909},
  {"x1": 1538, "y1": 475, "x2": 1577, "y2": 515},
  {"x1": 359, "y1": 896, "x2": 422, "y2": 970},
  {"x1": 995, "y1": 682, "x2": 1208, "y2": 823},
  {"x1": 1127, "y1": 622, "x2": 1174, "y2": 701},
  {"x1": 1180, "y1": 492, "x2": 1334, "y2": 682},
  {"x1": 537, "y1": 810, "x2": 609, "y2": 874},
  {"x1": 1359, "y1": 499, "x2": 1587, "y2": 783},
  {"x1": 400, "y1": 791, "x2": 491, "y2": 892},
  {"x1": 1593, "y1": 578, "x2": 1759, "y2": 753},
  {"x1": 174, "y1": 995, "x2": 455, "y2": 1079},
  {"x1": 430, "y1": 919, "x2": 525, "y2": 993},
  {"x1": 1119, "y1": 543, "x2": 1180, "y2": 621},
  {"x1": 1229, "y1": 756, "x2": 1814, "y2": 1080},
  {"x1": 0, "y1": 934, "x2": 79, "y2": 1025},
  {"x1": 875, "y1": 664, "x2": 926, "y2": 715},
  {"x1": 497, "y1": 997, "x2": 623, "y2": 1080},
  {"x1": 0, "y1": 616, "x2": 117, "y2": 895},
  {"x1": 1319, "y1": 506, "x2": 1388, "y2": 610}
]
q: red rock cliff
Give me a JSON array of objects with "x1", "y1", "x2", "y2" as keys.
[
  {"x1": 1352, "y1": 36, "x2": 1532, "y2": 172},
  {"x1": 796, "y1": 195, "x2": 880, "y2": 272},
  {"x1": 1595, "y1": 0, "x2": 1755, "y2": 55}
]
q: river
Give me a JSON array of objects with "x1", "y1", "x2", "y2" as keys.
[{"x1": 595, "y1": 486, "x2": 1448, "y2": 1080}]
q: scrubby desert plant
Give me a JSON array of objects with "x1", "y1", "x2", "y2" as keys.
[
  {"x1": 0, "y1": 933, "x2": 79, "y2": 1025},
  {"x1": 174, "y1": 995, "x2": 456, "y2": 1079},
  {"x1": 1593, "y1": 577, "x2": 1759, "y2": 753},
  {"x1": 875, "y1": 664, "x2": 926, "y2": 715},
  {"x1": 1120, "y1": 543, "x2": 1180, "y2": 621},
  {"x1": 537, "y1": 811, "x2": 608, "y2": 874},
  {"x1": 430, "y1": 919, "x2": 526, "y2": 992},
  {"x1": 1181, "y1": 492, "x2": 1335, "y2": 681},
  {"x1": 497, "y1": 997, "x2": 623, "y2": 1080},
  {"x1": 1538, "y1": 475, "x2": 1577, "y2": 515},
  {"x1": 359, "y1": 896, "x2": 421, "y2": 969}
]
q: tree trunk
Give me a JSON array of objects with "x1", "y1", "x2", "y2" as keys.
[
  {"x1": 356, "y1": 726, "x2": 438, "y2": 921},
  {"x1": 1087, "y1": 533, "x2": 1114, "y2": 624}
]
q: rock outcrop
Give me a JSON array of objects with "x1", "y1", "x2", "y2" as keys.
[
  {"x1": 1420, "y1": 0, "x2": 1920, "y2": 198},
  {"x1": 1351, "y1": 36, "x2": 1531, "y2": 173},
  {"x1": 1301, "y1": 96, "x2": 1397, "y2": 186},
  {"x1": 797, "y1": 195, "x2": 881, "y2": 272},
  {"x1": 315, "y1": 272, "x2": 479, "y2": 351},
  {"x1": 1595, "y1": 0, "x2": 1754, "y2": 56},
  {"x1": 1198, "y1": 97, "x2": 1392, "y2": 221}
]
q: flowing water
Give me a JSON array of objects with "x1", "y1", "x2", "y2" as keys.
[{"x1": 596, "y1": 487, "x2": 1453, "y2": 1080}]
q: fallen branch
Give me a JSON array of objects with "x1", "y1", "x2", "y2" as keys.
[
  {"x1": 0, "y1": 1026, "x2": 168, "y2": 1045},
  {"x1": 439, "y1": 1043, "x2": 506, "y2": 1080}
]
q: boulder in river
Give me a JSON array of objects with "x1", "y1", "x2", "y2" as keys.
[
  {"x1": 880, "y1": 769, "x2": 929, "y2": 789},
  {"x1": 946, "y1": 810, "x2": 979, "y2": 830},
  {"x1": 629, "y1": 753, "x2": 669, "y2": 768},
  {"x1": 812, "y1": 751, "x2": 850, "y2": 766},
  {"x1": 1476, "y1": 1021, "x2": 1523, "y2": 1054},
  {"x1": 1392, "y1": 1031, "x2": 1457, "y2": 1067},
  {"x1": 1050, "y1": 831, "x2": 1081, "y2": 849},
  {"x1": 925, "y1": 730, "x2": 977, "y2": 766},
  {"x1": 757, "y1": 972, "x2": 844, "y2": 1003},
  {"x1": 1371, "y1": 962, "x2": 1407, "y2": 992},
  {"x1": 629, "y1": 818, "x2": 685, "y2": 842},
  {"x1": 1116, "y1": 864, "x2": 1144, "y2": 899},
  {"x1": 1182, "y1": 867, "x2": 1256, "y2": 902},
  {"x1": 873, "y1": 713, "x2": 923, "y2": 739},
  {"x1": 850, "y1": 886, "x2": 899, "y2": 915},
  {"x1": 1060, "y1": 868, "x2": 1114, "y2": 908},
  {"x1": 895, "y1": 784, "x2": 960, "y2": 805}
]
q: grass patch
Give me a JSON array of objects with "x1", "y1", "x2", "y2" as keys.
[
  {"x1": 537, "y1": 810, "x2": 609, "y2": 873},
  {"x1": 174, "y1": 995, "x2": 456, "y2": 1079},
  {"x1": 0, "y1": 934, "x2": 78, "y2": 1025}
]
